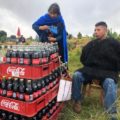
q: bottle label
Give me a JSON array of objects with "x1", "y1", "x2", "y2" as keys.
[
  {"x1": 6, "y1": 57, "x2": 11, "y2": 63},
  {"x1": 50, "y1": 83, "x2": 54, "y2": 88},
  {"x1": 32, "y1": 59, "x2": 40, "y2": 65},
  {"x1": 38, "y1": 90, "x2": 42, "y2": 96},
  {"x1": 33, "y1": 92, "x2": 38, "y2": 98},
  {"x1": 19, "y1": 94, "x2": 24, "y2": 100},
  {"x1": 25, "y1": 94, "x2": 33, "y2": 102},
  {"x1": 2, "y1": 90, "x2": 7, "y2": 96},
  {"x1": 7, "y1": 91, "x2": 13, "y2": 97},
  {"x1": 13, "y1": 92, "x2": 17, "y2": 99},
  {"x1": 42, "y1": 58, "x2": 48, "y2": 64},
  {"x1": 50, "y1": 53, "x2": 58, "y2": 59},
  {"x1": 18, "y1": 58, "x2": 24, "y2": 64},
  {"x1": 24, "y1": 59, "x2": 31, "y2": 65},
  {"x1": 11, "y1": 58, "x2": 18, "y2": 64},
  {"x1": 42, "y1": 88, "x2": 46, "y2": 94}
]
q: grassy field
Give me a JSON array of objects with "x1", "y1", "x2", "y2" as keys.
[{"x1": 58, "y1": 38, "x2": 120, "y2": 120}]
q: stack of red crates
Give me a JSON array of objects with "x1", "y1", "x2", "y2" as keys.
[{"x1": 0, "y1": 45, "x2": 64, "y2": 120}]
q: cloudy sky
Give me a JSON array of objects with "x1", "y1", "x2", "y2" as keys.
[{"x1": 0, "y1": 0, "x2": 120, "y2": 38}]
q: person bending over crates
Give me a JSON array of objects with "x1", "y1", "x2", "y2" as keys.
[
  {"x1": 72, "y1": 22, "x2": 120, "y2": 120},
  {"x1": 32, "y1": 3, "x2": 68, "y2": 63}
]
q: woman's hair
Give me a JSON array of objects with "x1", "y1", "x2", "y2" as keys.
[{"x1": 48, "y1": 3, "x2": 61, "y2": 15}]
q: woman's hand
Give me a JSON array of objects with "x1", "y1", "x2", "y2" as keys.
[
  {"x1": 48, "y1": 37, "x2": 56, "y2": 42},
  {"x1": 39, "y1": 25, "x2": 49, "y2": 30}
]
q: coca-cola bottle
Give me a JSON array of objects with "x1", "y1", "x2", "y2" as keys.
[
  {"x1": 32, "y1": 80, "x2": 38, "y2": 99},
  {"x1": 42, "y1": 108, "x2": 47, "y2": 120},
  {"x1": 37, "y1": 111, "x2": 42, "y2": 120},
  {"x1": 6, "y1": 50, "x2": 12, "y2": 63},
  {"x1": 24, "y1": 52, "x2": 31, "y2": 65},
  {"x1": 52, "y1": 98, "x2": 57, "y2": 112},
  {"x1": 18, "y1": 79, "x2": 25, "y2": 101},
  {"x1": 1, "y1": 76, "x2": 7, "y2": 97},
  {"x1": 7, "y1": 77, "x2": 13, "y2": 98},
  {"x1": 18, "y1": 51, "x2": 24, "y2": 65},
  {"x1": 52, "y1": 72, "x2": 57, "y2": 86},
  {"x1": 13, "y1": 114, "x2": 20, "y2": 120},
  {"x1": 47, "y1": 102, "x2": 52, "y2": 118},
  {"x1": 45, "y1": 76, "x2": 50, "y2": 91},
  {"x1": 41, "y1": 50, "x2": 49, "y2": 64},
  {"x1": 41, "y1": 79, "x2": 46, "y2": 95},
  {"x1": 11, "y1": 51, "x2": 18, "y2": 64},
  {"x1": 48, "y1": 74, "x2": 54, "y2": 89},
  {"x1": 32, "y1": 52, "x2": 40, "y2": 65},
  {"x1": 1, "y1": 110, "x2": 8, "y2": 120},
  {"x1": 8, "y1": 113, "x2": 14, "y2": 120},
  {"x1": 37, "y1": 79, "x2": 42, "y2": 97},
  {"x1": 12, "y1": 78, "x2": 19, "y2": 100},
  {"x1": 25, "y1": 80, "x2": 34, "y2": 102}
]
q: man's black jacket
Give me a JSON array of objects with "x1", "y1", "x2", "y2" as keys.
[{"x1": 78, "y1": 38, "x2": 120, "y2": 84}]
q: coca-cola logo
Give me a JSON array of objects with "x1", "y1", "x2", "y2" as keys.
[
  {"x1": 0, "y1": 99, "x2": 20, "y2": 111},
  {"x1": 7, "y1": 66, "x2": 25, "y2": 77}
]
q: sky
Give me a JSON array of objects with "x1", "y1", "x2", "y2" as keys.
[{"x1": 0, "y1": 0, "x2": 120, "y2": 38}]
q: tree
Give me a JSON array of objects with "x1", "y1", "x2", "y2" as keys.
[
  {"x1": 68, "y1": 34, "x2": 73, "y2": 39},
  {"x1": 10, "y1": 35, "x2": 16, "y2": 39},
  {"x1": 77, "y1": 32, "x2": 82, "y2": 39},
  {"x1": 0, "y1": 30, "x2": 7, "y2": 42},
  {"x1": 108, "y1": 29, "x2": 118, "y2": 39}
]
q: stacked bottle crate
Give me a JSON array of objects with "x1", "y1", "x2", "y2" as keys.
[{"x1": 0, "y1": 43, "x2": 65, "y2": 120}]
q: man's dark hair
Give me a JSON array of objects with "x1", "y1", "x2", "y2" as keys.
[
  {"x1": 95, "y1": 21, "x2": 107, "y2": 28},
  {"x1": 48, "y1": 3, "x2": 61, "y2": 15}
]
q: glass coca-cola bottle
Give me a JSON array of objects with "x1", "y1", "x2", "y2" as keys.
[
  {"x1": 48, "y1": 74, "x2": 54, "y2": 89},
  {"x1": 6, "y1": 50, "x2": 12, "y2": 63},
  {"x1": 41, "y1": 79, "x2": 46, "y2": 95},
  {"x1": 7, "y1": 77, "x2": 13, "y2": 98},
  {"x1": 25, "y1": 80, "x2": 34, "y2": 102},
  {"x1": 24, "y1": 52, "x2": 31, "y2": 65},
  {"x1": 1, "y1": 76, "x2": 7, "y2": 97},
  {"x1": 32, "y1": 80, "x2": 38, "y2": 99},
  {"x1": 37, "y1": 79, "x2": 42, "y2": 97},
  {"x1": 18, "y1": 51, "x2": 24, "y2": 65},
  {"x1": 12, "y1": 78, "x2": 19, "y2": 100},
  {"x1": 1, "y1": 110, "x2": 8, "y2": 120},
  {"x1": 41, "y1": 50, "x2": 49, "y2": 64},
  {"x1": 18, "y1": 79, "x2": 25, "y2": 101},
  {"x1": 8, "y1": 113, "x2": 14, "y2": 120},
  {"x1": 11, "y1": 51, "x2": 18, "y2": 64},
  {"x1": 32, "y1": 52, "x2": 40, "y2": 65}
]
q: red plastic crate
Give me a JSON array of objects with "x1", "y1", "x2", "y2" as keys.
[
  {"x1": 47, "y1": 103, "x2": 64, "y2": 120},
  {"x1": 47, "y1": 83, "x2": 59, "y2": 103},
  {"x1": 1, "y1": 63, "x2": 32, "y2": 78},
  {"x1": 0, "y1": 63, "x2": 50, "y2": 79},
  {"x1": 52, "y1": 58, "x2": 60, "y2": 70},
  {"x1": 0, "y1": 83, "x2": 59, "y2": 117},
  {"x1": 0, "y1": 94, "x2": 46, "y2": 117}
]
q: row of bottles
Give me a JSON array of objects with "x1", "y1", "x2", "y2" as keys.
[
  {"x1": 5, "y1": 43, "x2": 59, "y2": 65},
  {"x1": 0, "y1": 68, "x2": 60, "y2": 102},
  {"x1": 0, "y1": 97, "x2": 61, "y2": 120}
]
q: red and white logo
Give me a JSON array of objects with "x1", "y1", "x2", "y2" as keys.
[
  {"x1": 7, "y1": 66, "x2": 25, "y2": 77},
  {"x1": 0, "y1": 99, "x2": 20, "y2": 111}
]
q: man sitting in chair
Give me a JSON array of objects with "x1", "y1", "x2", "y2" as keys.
[{"x1": 72, "y1": 21, "x2": 120, "y2": 120}]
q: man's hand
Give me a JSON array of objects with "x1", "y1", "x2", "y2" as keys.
[
  {"x1": 48, "y1": 37, "x2": 56, "y2": 42},
  {"x1": 39, "y1": 25, "x2": 49, "y2": 30}
]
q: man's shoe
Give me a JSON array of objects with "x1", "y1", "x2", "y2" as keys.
[
  {"x1": 109, "y1": 114, "x2": 118, "y2": 120},
  {"x1": 73, "y1": 101, "x2": 81, "y2": 113}
]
